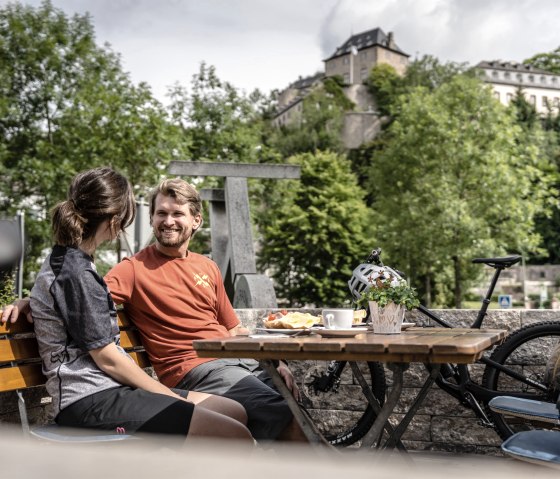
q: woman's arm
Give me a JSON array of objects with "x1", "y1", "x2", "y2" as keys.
[
  {"x1": 89, "y1": 342, "x2": 184, "y2": 400},
  {"x1": 1, "y1": 297, "x2": 32, "y2": 324}
]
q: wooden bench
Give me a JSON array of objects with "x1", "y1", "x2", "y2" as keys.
[{"x1": 0, "y1": 311, "x2": 150, "y2": 442}]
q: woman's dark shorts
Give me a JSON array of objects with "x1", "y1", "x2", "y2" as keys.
[{"x1": 56, "y1": 386, "x2": 193, "y2": 437}]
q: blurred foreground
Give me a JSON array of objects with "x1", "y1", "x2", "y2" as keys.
[{"x1": 1, "y1": 424, "x2": 556, "y2": 479}]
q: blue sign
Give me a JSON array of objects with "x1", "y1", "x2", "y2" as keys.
[{"x1": 498, "y1": 295, "x2": 512, "y2": 309}]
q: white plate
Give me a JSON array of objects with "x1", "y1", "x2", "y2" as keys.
[
  {"x1": 255, "y1": 328, "x2": 309, "y2": 336},
  {"x1": 401, "y1": 322, "x2": 416, "y2": 330},
  {"x1": 312, "y1": 327, "x2": 369, "y2": 338}
]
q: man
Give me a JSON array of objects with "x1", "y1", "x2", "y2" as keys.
[
  {"x1": 106, "y1": 177, "x2": 303, "y2": 441},
  {"x1": 3, "y1": 178, "x2": 301, "y2": 442}
]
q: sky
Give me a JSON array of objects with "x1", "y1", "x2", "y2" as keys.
[{"x1": 3, "y1": 0, "x2": 560, "y2": 104}]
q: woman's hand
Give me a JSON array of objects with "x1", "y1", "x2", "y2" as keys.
[
  {"x1": 277, "y1": 361, "x2": 301, "y2": 402},
  {"x1": 1, "y1": 297, "x2": 32, "y2": 324}
]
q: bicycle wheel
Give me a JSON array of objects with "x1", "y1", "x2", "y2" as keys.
[
  {"x1": 298, "y1": 360, "x2": 386, "y2": 446},
  {"x1": 481, "y1": 321, "x2": 560, "y2": 440}
]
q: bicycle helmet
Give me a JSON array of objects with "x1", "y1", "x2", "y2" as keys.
[{"x1": 348, "y1": 263, "x2": 404, "y2": 301}]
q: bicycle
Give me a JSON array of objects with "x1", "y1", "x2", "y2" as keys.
[{"x1": 299, "y1": 248, "x2": 560, "y2": 446}]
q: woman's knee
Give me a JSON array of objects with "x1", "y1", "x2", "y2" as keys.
[
  {"x1": 188, "y1": 407, "x2": 253, "y2": 442},
  {"x1": 194, "y1": 394, "x2": 248, "y2": 425}
]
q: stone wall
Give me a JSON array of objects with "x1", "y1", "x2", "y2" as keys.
[{"x1": 3, "y1": 308, "x2": 559, "y2": 453}]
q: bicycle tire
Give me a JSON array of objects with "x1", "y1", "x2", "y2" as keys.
[
  {"x1": 299, "y1": 360, "x2": 386, "y2": 446},
  {"x1": 481, "y1": 320, "x2": 560, "y2": 440}
]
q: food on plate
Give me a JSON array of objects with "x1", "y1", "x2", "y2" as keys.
[
  {"x1": 263, "y1": 311, "x2": 319, "y2": 329},
  {"x1": 353, "y1": 309, "x2": 367, "y2": 324}
]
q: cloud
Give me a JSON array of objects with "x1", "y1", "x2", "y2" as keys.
[
  {"x1": 319, "y1": 0, "x2": 560, "y2": 64},
  {"x1": 2, "y1": 0, "x2": 560, "y2": 103}
]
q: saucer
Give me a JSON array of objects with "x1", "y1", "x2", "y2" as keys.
[{"x1": 312, "y1": 327, "x2": 369, "y2": 338}]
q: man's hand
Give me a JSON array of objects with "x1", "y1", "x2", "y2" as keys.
[
  {"x1": 277, "y1": 361, "x2": 300, "y2": 402},
  {"x1": 1, "y1": 297, "x2": 32, "y2": 324},
  {"x1": 228, "y1": 325, "x2": 250, "y2": 336}
]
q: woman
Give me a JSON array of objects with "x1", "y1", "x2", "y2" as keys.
[{"x1": 30, "y1": 167, "x2": 252, "y2": 443}]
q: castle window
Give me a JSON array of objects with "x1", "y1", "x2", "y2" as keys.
[
  {"x1": 541, "y1": 76, "x2": 547, "y2": 84},
  {"x1": 530, "y1": 95, "x2": 536, "y2": 105}
]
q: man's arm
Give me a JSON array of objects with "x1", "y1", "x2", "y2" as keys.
[
  {"x1": 104, "y1": 258, "x2": 135, "y2": 306},
  {"x1": 227, "y1": 325, "x2": 250, "y2": 336}
]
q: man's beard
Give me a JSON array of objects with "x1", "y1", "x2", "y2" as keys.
[{"x1": 154, "y1": 227, "x2": 192, "y2": 248}]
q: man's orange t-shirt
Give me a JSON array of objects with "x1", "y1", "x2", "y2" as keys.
[{"x1": 104, "y1": 244, "x2": 240, "y2": 388}]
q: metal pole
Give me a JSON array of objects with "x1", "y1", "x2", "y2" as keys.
[{"x1": 16, "y1": 210, "x2": 24, "y2": 298}]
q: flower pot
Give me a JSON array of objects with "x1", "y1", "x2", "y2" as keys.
[{"x1": 368, "y1": 301, "x2": 405, "y2": 334}]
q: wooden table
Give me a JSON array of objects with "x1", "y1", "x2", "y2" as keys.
[{"x1": 194, "y1": 327, "x2": 507, "y2": 450}]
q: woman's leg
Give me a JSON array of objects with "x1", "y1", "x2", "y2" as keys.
[
  {"x1": 187, "y1": 406, "x2": 253, "y2": 443},
  {"x1": 186, "y1": 390, "x2": 248, "y2": 425}
]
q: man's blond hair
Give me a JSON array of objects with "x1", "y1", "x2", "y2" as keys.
[{"x1": 149, "y1": 178, "x2": 202, "y2": 218}]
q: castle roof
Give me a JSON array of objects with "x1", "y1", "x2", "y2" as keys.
[{"x1": 324, "y1": 27, "x2": 409, "y2": 61}]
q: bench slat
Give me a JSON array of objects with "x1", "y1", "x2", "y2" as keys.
[
  {"x1": 0, "y1": 338, "x2": 40, "y2": 363},
  {"x1": 128, "y1": 351, "x2": 151, "y2": 369},
  {"x1": 0, "y1": 320, "x2": 34, "y2": 335},
  {"x1": 0, "y1": 363, "x2": 45, "y2": 392}
]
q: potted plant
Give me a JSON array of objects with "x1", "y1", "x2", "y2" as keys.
[{"x1": 357, "y1": 269, "x2": 420, "y2": 334}]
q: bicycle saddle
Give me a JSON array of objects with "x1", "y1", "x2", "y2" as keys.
[{"x1": 471, "y1": 255, "x2": 522, "y2": 268}]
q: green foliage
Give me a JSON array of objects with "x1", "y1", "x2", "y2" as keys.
[
  {"x1": 403, "y1": 55, "x2": 471, "y2": 90},
  {"x1": 524, "y1": 47, "x2": 560, "y2": 74},
  {"x1": 365, "y1": 63, "x2": 402, "y2": 116},
  {"x1": 508, "y1": 87, "x2": 539, "y2": 130},
  {"x1": 256, "y1": 151, "x2": 374, "y2": 307},
  {"x1": 357, "y1": 272, "x2": 420, "y2": 310},
  {"x1": 368, "y1": 74, "x2": 555, "y2": 307},
  {"x1": 365, "y1": 55, "x2": 471, "y2": 120},
  {"x1": 0, "y1": 272, "x2": 16, "y2": 307},
  {"x1": 0, "y1": 1, "x2": 182, "y2": 281},
  {"x1": 507, "y1": 87, "x2": 560, "y2": 265},
  {"x1": 168, "y1": 63, "x2": 275, "y2": 166},
  {"x1": 268, "y1": 80, "x2": 351, "y2": 157}
]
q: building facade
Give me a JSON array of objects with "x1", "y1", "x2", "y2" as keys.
[
  {"x1": 477, "y1": 61, "x2": 560, "y2": 114},
  {"x1": 272, "y1": 27, "x2": 409, "y2": 149},
  {"x1": 324, "y1": 28, "x2": 409, "y2": 84}
]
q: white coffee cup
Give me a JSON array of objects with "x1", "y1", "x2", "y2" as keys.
[{"x1": 322, "y1": 309, "x2": 354, "y2": 330}]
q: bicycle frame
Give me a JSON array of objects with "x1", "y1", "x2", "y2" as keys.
[{"x1": 413, "y1": 261, "x2": 550, "y2": 426}]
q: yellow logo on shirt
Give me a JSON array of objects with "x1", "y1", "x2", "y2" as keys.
[{"x1": 194, "y1": 273, "x2": 211, "y2": 288}]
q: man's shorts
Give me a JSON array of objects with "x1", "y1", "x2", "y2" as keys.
[
  {"x1": 56, "y1": 386, "x2": 193, "y2": 437},
  {"x1": 176, "y1": 358, "x2": 293, "y2": 441}
]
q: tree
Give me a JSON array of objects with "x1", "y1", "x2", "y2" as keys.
[
  {"x1": 404, "y1": 55, "x2": 471, "y2": 91},
  {"x1": 168, "y1": 63, "x2": 274, "y2": 166},
  {"x1": 365, "y1": 63, "x2": 402, "y2": 116},
  {"x1": 524, "y1": 47, "x2": 560, "y2": 74},
  {"x1": 368, "y1": 75, "x2": 554, "y2": 307},
  {"x1": 257, "y1": 151, "x2": 374, "y2": 307},
  {"x1": 0, "y1": 1, "x2": 182, "y2": 280},
  {"x1": 268, "y1": 77, "x2": 352, "y2": 158}
]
